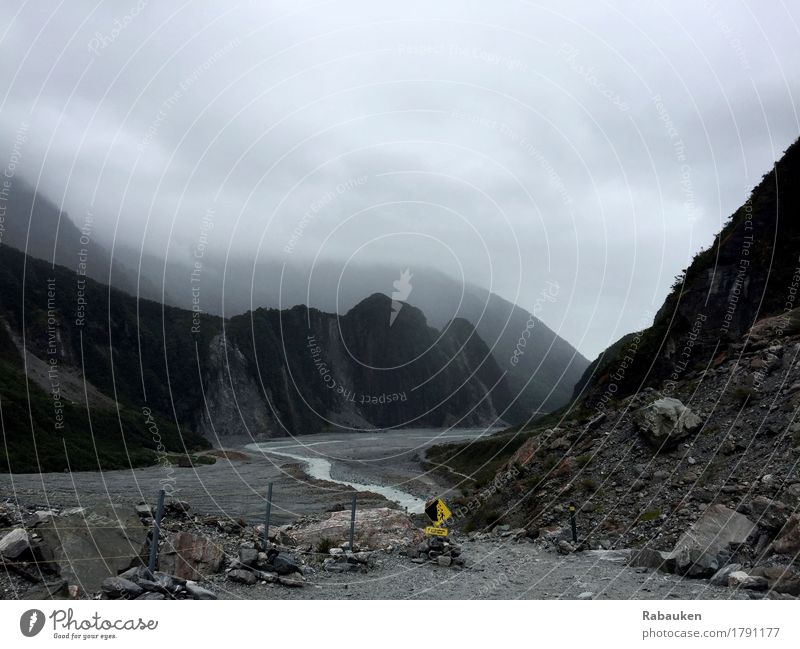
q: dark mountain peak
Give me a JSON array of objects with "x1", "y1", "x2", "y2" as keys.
[
  {"x1": 345, "y1": 292, "x2": 429, "y2": 330},
  {"x1": 441, "y1": 317, "x2": 478, "y2": 341}
]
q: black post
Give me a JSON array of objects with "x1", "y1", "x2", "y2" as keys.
[
  {"x1": 569, "y1": 503, "x2": 577, "y2": 543},
  {"x1": 264, "y1": 482, "x2": 273, "y2": 548},
  {"x1": 148, "y1": 489, "x2": 166, "y2": 574},
  {"x1": 348, "y1": 493, "x2": 357, "y2": 551}
]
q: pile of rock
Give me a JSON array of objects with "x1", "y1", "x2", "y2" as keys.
[
  {"x1": 225, "y1": 545, "x2": 305, "y2": 587},
  {"x1": 0, "y1": 498, "x2": 315, "y2": 599},
  {"x1": 408, "y1": 535, "x2": 465, "y2": 568},
  {"x1": 0, "y1": 527, "x2": 59, "y2": 583},
  {"x1": 102, "y1": 567, "x2": 217, "y2": 600},
  {"x1": 321, "y1": 545, "x2": 382, "y2": 573}
]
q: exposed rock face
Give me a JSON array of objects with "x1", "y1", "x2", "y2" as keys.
[
  {"x1": 158, "y1": 531, "x2": 224, "y2": 580},
  {"x1": 632, "y1": 398, "x2": 703, "y2": 450},
  {"x1": 196, "y1": 334, "x2": 280, "y2": 439},
  {"x1": 221, "y1": 294, "x2": 515, "y2": 434},
  {"x1": 37, "y1": 505, "x2": 147, "y2": 593}
]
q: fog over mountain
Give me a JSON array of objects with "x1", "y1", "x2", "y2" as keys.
[{"x1": 1, "y1": 1, "x2": 797, "y2": 360}]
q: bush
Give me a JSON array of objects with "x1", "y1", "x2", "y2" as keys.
[{"x1": 315, "y1": 537, "x2": 335, "y2": 555}]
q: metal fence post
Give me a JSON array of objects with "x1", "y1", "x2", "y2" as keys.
[
  {"x1": 569, "y1": 503, "x2": 578, "y2": 543},
  {"x1": 264, "y1": 482, "x2": 273, "y2": 548},
  {"x1": 348, "y1": 492, "x2": 357, "y2": 550},
  {"x1": 148, "y1": 489, "x2": 166, "y2": 574}
]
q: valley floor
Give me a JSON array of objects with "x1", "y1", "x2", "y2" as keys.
[{"x1": 0, "y1": 429, "x2": 488, "y2": 525}]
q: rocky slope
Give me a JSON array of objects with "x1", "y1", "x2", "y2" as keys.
[{"x1": 429, "y1": 138, "x2": 800, "y2": 595}]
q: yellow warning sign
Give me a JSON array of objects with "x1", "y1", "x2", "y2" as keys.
[
  {"x1": 425, "y1": 526, "x2": 449, "y2": 537},
  {"x1": 425, "y1": 498, "x2": 453, "y2": 526}
]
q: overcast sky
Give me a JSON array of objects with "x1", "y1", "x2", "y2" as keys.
[{"x1": 1, "y1": 0, "x2": 798, "y2": 358}]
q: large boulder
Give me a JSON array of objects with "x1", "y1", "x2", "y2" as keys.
[
  {"x1": 0, "y1": 528, "x2": 30, "y2": 560},
  {"x1": 37, "y1": 505, "x2": 147, "y2": 593},
  {"x1": 508, "y1": 437, "x2": 537, "y2": 468},
  {"x1": 772, "y1": 514, "x2": 800, "y2": 558},
  {"x1": 747, "y1": 497, "x2": 791, "y2": 533},
  {"x1": 728, "y1": 571, "x2": 769, "y2": 590},
  {"x1": 158, "y1": 531, "x2": 224, "y2": 580},
  {"x1": 633, "y1": 397, "x2": 702, "y2": 450},
  {"x1": 270, "y1": 552, "x2": 302, "y2": 576},
  {"x1": 286, "y1": 507, "x2": 414, "y2": 550},
  {"x1": 101, "y1": 576, "x2": 143, "y2": 600},
  {"x1": 667, "y1": 505, "x2": 756, "y2": 577},
  {"x1": 750, "y1": 566, "x2": 800, "y2": 596}
]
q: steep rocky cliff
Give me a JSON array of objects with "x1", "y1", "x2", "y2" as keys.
[
  {"x1": 220, "y1": 293, "x2": 515, "y2": 436},
  {"x1": 574, "y1": 137, "x2": 800, "y2": 405}
]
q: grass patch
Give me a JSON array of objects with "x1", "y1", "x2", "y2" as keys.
[
  {"x1": 731, "y1": 386, "x2": 755, "y2": 406},
  {"x1": 426, "y1": 430, "x2": 531, "y2": 487},
  {"x1": 579, "y1": 477, "x2": 599, "y2": 494},
  {"x1": 637, "y1": 509, "x2": 661, "y2": 523}
]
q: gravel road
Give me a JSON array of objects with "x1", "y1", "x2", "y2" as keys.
[{"x1": 210, "y1": 538, "x2": 748, "y2": 600}]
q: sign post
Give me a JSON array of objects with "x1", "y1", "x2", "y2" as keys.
[
  {"x1": 424, "y1": 498, "x2": 452, "y2": 536},
  {"x1": 569, "y1": 503, "x2": 578, "y2": 543}
]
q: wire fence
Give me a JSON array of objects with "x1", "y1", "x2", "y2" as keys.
[{"x1": 0, "y1": 483, "x2": 368, "y2": 574}]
